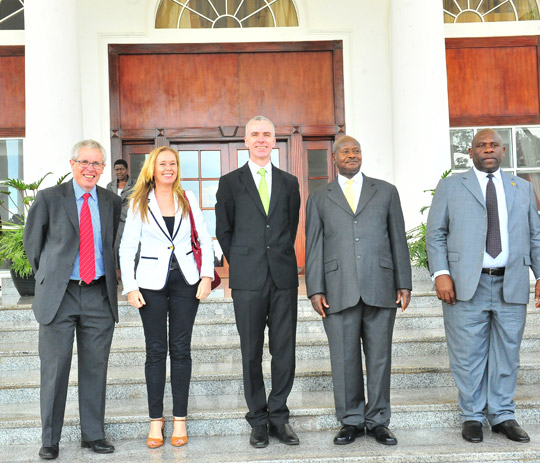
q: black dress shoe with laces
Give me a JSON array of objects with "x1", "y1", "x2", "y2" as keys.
[
  {"x1": 81, "y1": 439, "x2": 115, "y2": 453},
  {"x1": 269, "y1": 423, "x2": 300, "y2": 445},
  {"x1": 38, "y1": 444, "x2": 59, "y2": 460},
  {"x1": 366, "y1": 425, "x2": 398, "y2": 445},
  {"x1": 462, "y1": 420, "x2": 483, "y2": 443},
  {"x1": 333, "y1": 424, "x2": 365, "y2": 445},
  {"x1": 250, "y1": 425, "x2": 269, "y2": 448},
  {"x1": 492, "y1": 419, "x2": 530, "y2": 442}
]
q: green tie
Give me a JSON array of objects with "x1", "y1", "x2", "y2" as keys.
[{"x1": 258, "y1": 168, "x2": 270, "y2": 214}]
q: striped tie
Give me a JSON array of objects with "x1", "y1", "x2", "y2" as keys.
[{"x1": 79, "y1": 193, "x2": 95, "y2": 284}]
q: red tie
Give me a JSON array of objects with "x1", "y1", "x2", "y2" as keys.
[{"x1": 79, "y1": 193, "x2": 95, "y2": 284}]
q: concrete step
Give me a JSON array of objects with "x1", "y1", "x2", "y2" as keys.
[
  {"x1": 2, "y1": 426, "x2": 540, "y2": 463},
  {"x1": 2, "y1": 353, "x2": 540, "y2": 405},
  {"x1": 1, "y1": 385, "x2": 540, "y2": 445},
  {"x1": 2, "y1": 320, "x2": 540, "y2": 372}
]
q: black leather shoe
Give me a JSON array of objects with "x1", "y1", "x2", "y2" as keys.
[
  {"x1": 462, "y1": 420, "x2": 483, "y2": 443},
  {"x1": 492, "y1": 419, "x2": 530, "y2": 442},
  {"x1": 334, "y1": 424, "x2": 365, "y2": 445},
  {"x1": 38, "y1": 444, "x2": 59, "y2": 460},
  {"x1": 366, "y1": 425, "x2": 397, "y2": 445},
  {"x1": 269, "y1": 423, "x2": 300, "y2": 445},
  {"x1": 250, "y1": 425, "x2": 269, "y2": 448},
  {"x1": 81, "y1": 439, "x2": 115, "y2": 454}
]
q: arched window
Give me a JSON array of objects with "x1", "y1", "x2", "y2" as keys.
[
  {"x1": 443, "y1": 0, "x2": 540, "y2": 23},
  {"x1": 0, "y1": 0, "x2": 24, "y2": 30},
  {"x1": 155, "y1": 0, "x2": 298, "y2": 28}
]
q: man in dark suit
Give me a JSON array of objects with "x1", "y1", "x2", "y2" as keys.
[
  {"x1": 23, "y1": 140, "x2": 121, "y2": 460},
  {"x1": 426, "y1": 128, "x2": 540, "y2": 444},
  {"x1": 305, "y1": 135, "x2": 411, "y2": 446},
  {"x1": 216, "y1": 116, "x2": 301, "y2": 448}
]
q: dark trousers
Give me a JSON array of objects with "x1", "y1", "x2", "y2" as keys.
[
  {"x1": 39, "y1": 281, "x2": 114, "y2": 445},
  {"x1": 139, "y1": 269, "x2": 199, "y2": 418},
  {"x1": 323, "y1": 300, "x2": 396, "y2": 429},
  {"x1": 232, "y1": 277, "x2": 298, "y2": 427}
]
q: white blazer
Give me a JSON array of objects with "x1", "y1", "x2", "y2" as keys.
[{"x1": 119, "y1": 189, "x2": 214, "y2": 293}]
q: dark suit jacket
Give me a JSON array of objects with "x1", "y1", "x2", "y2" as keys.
[
  {"x1": 23, "y1": 181, "x2": 122, "y2": 324},
  {"x1": 215, "y1": 163, "x2": 300, "y2": 290},
  {"x1": 305, "y1": 175, "x2": 412, "y2": 313}
]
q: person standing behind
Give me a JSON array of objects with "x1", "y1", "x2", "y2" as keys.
[
  {"x1": 106, "y1": 159, "x2": 135, "y2": 277},
  {"x1": 23, "y1": 140, "x2": 121, "y2": 460},
  {"x1": 305, "y1": 135, "x2": 411, "y2": 447},
  {"x1": 215, "y1": 116, "x2": 301, "y2": 448},
  {"x1": 119, "y1": 146, "x2": 214, "y2": 449},
  {"x1": 426, "y1": 128, "x2": 540, "y2": 444}
]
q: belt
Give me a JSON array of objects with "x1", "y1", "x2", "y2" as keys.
[
  {"x1": 481, "y1": 267, "x2": 505, "y2": 276},
  {"x1": 69, "y1": 275, "x2": 106, "y2": 286}
]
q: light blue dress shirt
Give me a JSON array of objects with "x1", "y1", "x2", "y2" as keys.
[{"x1": 70, "y1": 180, "x2": 105, "y2": 280}]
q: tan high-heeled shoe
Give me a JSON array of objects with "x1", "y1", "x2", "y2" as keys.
[
  {"x1": 171, "y1": 417, "x2": 188, "y2": 447},
  {"x1": 147, "y1": 417, "x2": 165, "y2": 449}
]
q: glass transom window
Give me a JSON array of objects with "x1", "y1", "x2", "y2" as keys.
[
  {"x1": 443, "y1": 0, "x2": 540, "y2": 23},
  {"x1": 155, "y1": 0, "x2": 298, "y2": 28}
]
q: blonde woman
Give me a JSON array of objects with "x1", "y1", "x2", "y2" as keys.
[{"x1": 120, "y1": 146, "x2": 214, "y2": 448}]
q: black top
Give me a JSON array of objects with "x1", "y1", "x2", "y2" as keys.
[{"x1": 163, "y1": 216, "x2": 175, "y2": 237}]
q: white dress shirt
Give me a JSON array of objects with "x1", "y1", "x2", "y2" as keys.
[
  {"x1": 248, "y1": 159, "x2": 272, "y2": 199},
  {"x1": 337, "y1": 171, "x2": 363, "y2": 210}
]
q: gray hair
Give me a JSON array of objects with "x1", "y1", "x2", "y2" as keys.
[
  {"x1": 333, "y1": 135, "x2": 361, "y2": 154},
  {"x1": 71, "y1": 140, "x2": 107, "y2": 163},
  {"x1": 245, "y1": 115, "x2": 275, "y2": 137}
]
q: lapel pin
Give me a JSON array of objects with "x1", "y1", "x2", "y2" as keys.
[{"x1": 511, "y1": 181, "x2": 515, "y2": 187}]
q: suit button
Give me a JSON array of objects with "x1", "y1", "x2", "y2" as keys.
[
  {"x1": 354, "y1": 220, "x2": 358, "y2": 224},
  {"x1": 266, "y1": 246, "x2": 270, "y2": 249},
  {"x1": 355, "y1": 238, "x2": 359, "y2": 242},
  {"x1": 266, "y1": 225, "x2": 270, "y2": 229}
]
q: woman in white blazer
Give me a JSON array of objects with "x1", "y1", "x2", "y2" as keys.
[{"x1": 119, "y1": 146, "x2": 214, "y2": 449}]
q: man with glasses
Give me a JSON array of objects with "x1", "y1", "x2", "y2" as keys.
[{"x1": 24, "y1": 140, "x2": 122, "y2": 460}]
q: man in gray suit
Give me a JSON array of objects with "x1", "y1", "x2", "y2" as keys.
[
  {"x1": 305, "y1": 135, "x2": 411, "y2": 446},
  {"x1": 23, "y1": 140, "x2": 121, "y2": 460},
  {"x1": 426, "y1": 128, "x2": 540, "y2": 444}
]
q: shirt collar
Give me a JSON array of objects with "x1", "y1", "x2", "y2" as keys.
[
  {"x1": 472, "y1": 166, "x2": 502, "y2": 183},
  {"x1": 248, "y1": 159, "x2": 272, "y2": 176},
  {"x1": 72, "y1": 179, "x2": 97, "y2": 201},
  {"x1": 337, "y1": 171, "x2": 362, "y2": 186}
]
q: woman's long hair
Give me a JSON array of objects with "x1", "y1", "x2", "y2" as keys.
[{"x1": 128, "y1": 146, "x2": 189, "y2": 222}]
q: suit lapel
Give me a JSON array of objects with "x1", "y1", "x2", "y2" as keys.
[
  {"x1": 356, "y1": 175, "x2": 376, "y2": 216},
  {"x1": 97, "y1": 186, "x2": 111, "y2": 243},
  {"x1": 268, "y1": 166, "x2": 284, "y2": 218},
  {"x1": 501, "y1": 171, "x2": 517, "y2": 214},
  {"x1": 327, "y1": 179, "x2": 354, "y2": 216},
  {"x1": 62, "y1": 181, "x2": 80, "y2": 234},
  {"x1": 462, "y1": 169, "x2": 485, "y2": 208},
  {"x1": 239, "y1": 163, "x2": 267, "y2": 217},
  {"x1": 148, "y1": 190, "x2": 171, "y2": 238}
]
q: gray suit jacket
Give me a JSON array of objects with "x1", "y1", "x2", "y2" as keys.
[
  {"x1": 305, "y1": 175, "x2": 412, "y2": 313},
  {"x1": 23, "y1": 181, "x2": 122, "y2": 324},
  {"x1": 426, "y1": 168, "x2": 540, "y2": 304}
]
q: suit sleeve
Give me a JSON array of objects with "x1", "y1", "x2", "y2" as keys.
[
  {"x1": 288, "y1": 176, "x2": 300, "y2": 242},
  {"x1": 23, "y1": 191, "x2": 49, "y2": 274},
  {"x1": 388, "y1": 185, "x2": 412, "y2": 290},
  {"x1": 527, "y1": 181, "x2": 540, "y2": 278},
  {"x1": 425, "y1": 178, "x2": 450, "y2": 276},
  {"x1": 305, "y1": 194, "x2": 326, "y2": 298},
  {"x1": 215, "y1": 176, "x2": 234, "y2": 262}
]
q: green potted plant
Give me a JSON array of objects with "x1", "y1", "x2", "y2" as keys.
[
  {"x1": 0, "y1": 172, "x2": 70, "y2": 296},
  {"x1": 407, "y1": 169, "x2": 452, "y2": 270}
]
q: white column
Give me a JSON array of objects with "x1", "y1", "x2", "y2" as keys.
[
  {"x1": 390, "y1": 0, "x2": 450, "y2": 229},
  {"x1": 24, "y1": 0, "x2": 82, "y2": 184}
]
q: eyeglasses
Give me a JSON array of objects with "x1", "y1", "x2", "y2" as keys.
[{"x1": 73, "y1": 160, "x2": 105, "y2": 170}]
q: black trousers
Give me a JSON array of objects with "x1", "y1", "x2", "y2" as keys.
[
  {"x1": 232, "y1": 277, "x2": 298, "y2": 427},
  {"x1": 139, "y1": 269, "x2": 199, "y2": 418}
]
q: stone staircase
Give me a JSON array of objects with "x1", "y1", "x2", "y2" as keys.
[{"x1": 1, "y1": 279, "x2": 540, "y2": 462}]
